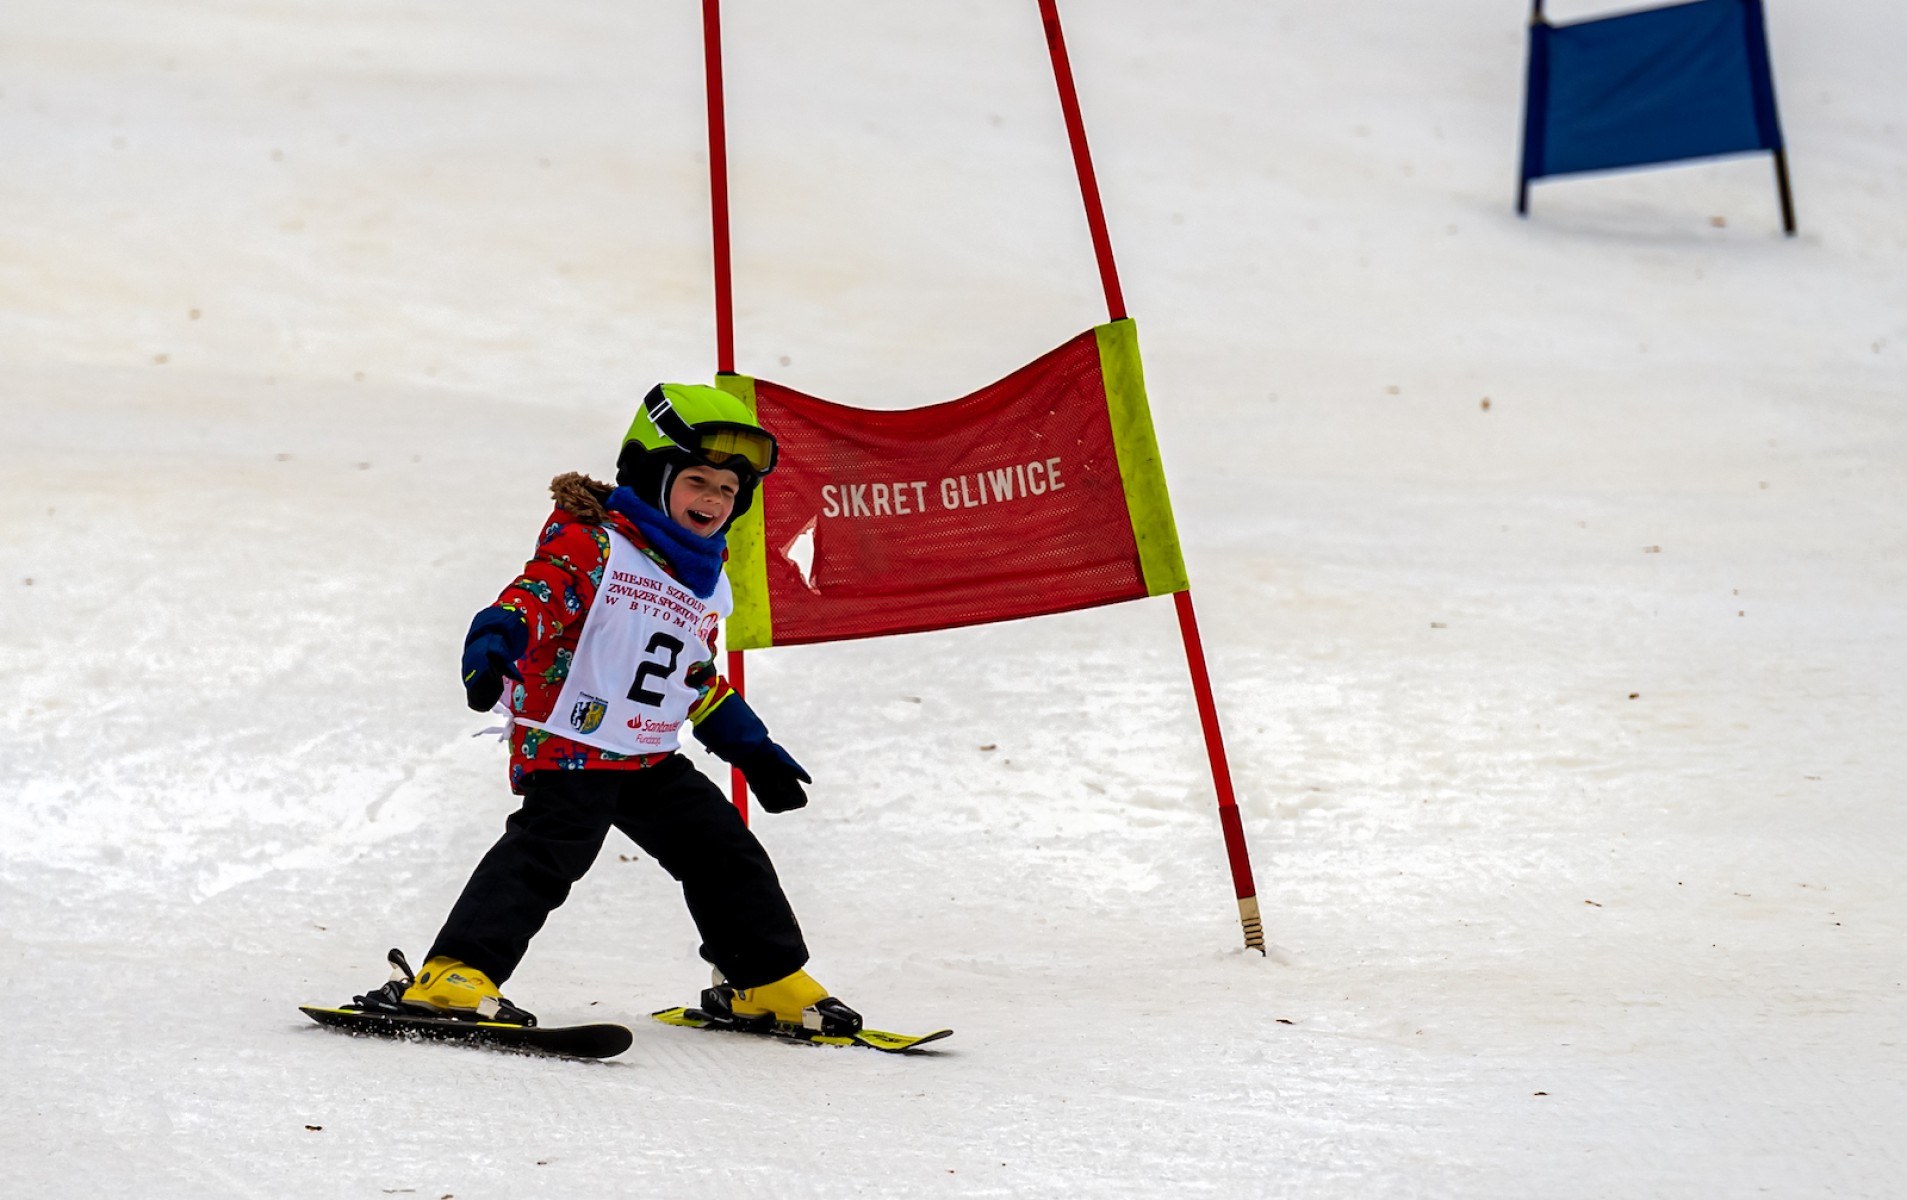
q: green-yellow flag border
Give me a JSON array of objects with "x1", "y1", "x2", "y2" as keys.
[
  {"x1": 713, "y1": 373, "x2": 775, "y2": 649},
  {"x1": 1096, "y1": 318, "x2": 1189, "y2": 596}
]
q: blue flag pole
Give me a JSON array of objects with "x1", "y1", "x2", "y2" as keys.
[
  {"x1": 1740, "y1": 0, "x2": 1797, "y2": 234},
  {"x1": 1517, "y1": 0, "x2": 1550, "y2": 217}
]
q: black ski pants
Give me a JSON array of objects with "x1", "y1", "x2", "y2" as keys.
[{"x1": 427, "y1": 755, "x2": 808, "y2": 989}]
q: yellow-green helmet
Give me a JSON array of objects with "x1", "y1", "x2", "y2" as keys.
[{"x1": 616, "y1": 383, "x2": 779, "y2": 532}]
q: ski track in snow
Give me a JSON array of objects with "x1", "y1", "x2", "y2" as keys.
[{"x1": 3, "y1": 1, "x2": 1906, "y2": 1196}]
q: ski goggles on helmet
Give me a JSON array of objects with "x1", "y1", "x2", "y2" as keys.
[
  {"x1": 692, "y1": 425, "x2": 778, "y2": 476},
  {"x1": 641, "y1": 384, "x2": 781, "y2": 477}
]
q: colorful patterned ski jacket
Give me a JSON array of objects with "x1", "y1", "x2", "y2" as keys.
[{"x1": 492, "y1": 472, "x2": 736, "y2": 792}]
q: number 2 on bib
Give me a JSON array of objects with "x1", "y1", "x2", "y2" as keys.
[{"x1": 628, "y1": 632, "x2": 685, "y2": 706}]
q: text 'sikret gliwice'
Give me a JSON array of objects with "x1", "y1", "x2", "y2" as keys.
[{"x1": 819, "y1": 456, "x2": 1065, "y2": 520}]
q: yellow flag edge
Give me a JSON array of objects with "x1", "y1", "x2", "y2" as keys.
[
  {"x1": 1096, "y1": 320, "x2": 1190, "y2": 596},
  {"x1": 712, "y1": 373, "x2": 775, "y2": 650}
]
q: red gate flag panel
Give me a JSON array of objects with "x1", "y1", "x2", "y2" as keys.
[{"x1": 720, "y1": 319, "x2": 1187, "y2": 649}]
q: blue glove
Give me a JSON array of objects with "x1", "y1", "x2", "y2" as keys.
[
  {"x1": 461, "y1": 607, "x2": 527, "y2": 712},
  {"x1": 693, "y1": 693, "x2": 812, "y2": 813}
]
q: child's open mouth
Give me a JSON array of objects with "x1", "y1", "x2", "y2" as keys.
[{"x1": 685, "y1": 508, "x2": 719, "y2": 531}]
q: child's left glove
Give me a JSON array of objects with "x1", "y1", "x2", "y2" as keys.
[
  {"x1": 692, "y1": 693, "x2": 812, "y2": 813},
  {"x1": 461, "y1": 607, "x2": 527, "y2": 712}
]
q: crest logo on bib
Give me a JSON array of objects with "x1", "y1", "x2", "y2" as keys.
[{"x1": 570, "y1": 694, "x2": 608, "y2": 735}]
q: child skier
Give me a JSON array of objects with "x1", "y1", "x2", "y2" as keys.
[{"x1": 395, "y1": 382, "x2": 859, "y2": 1036}]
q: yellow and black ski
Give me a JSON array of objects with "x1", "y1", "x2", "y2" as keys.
[
  {"x1": 301, "y1": 1005, "x2": 633, "y2": 1060},
  {"x1": 652, "y1": 1005, "x2": 952, "y2": 1053}
]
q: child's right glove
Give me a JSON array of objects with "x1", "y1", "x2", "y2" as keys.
[
  {"x1": 692, "y1": 693, "x2": 812, "y2": 813},
  {"x1": 461, "y1": 607, "x2": 527, "y2": 712}
]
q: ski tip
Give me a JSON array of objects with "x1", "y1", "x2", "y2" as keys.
[
  {"x1": 855, "y1": 1027, "x2": 954, "y2": 1053},
  {"x1": 300, "y1": 1004, "x2": 355, "y2": 1024},
  {"x1": 589, "y1": 1026, "x2": 637, "y2": 1057}
]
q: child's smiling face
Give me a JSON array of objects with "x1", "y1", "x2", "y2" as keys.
[{"x1": 668, "y1": 463, "x2": 741, "y2": 535}]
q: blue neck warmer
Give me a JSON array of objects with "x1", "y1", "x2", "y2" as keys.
[{"x1": 605, "y1": 487, "x2": 726, "y2": 599}]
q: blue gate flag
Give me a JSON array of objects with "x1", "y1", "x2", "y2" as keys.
[{"x1": 1520, "y1": 0, "x2": 1785, "y2": 184}]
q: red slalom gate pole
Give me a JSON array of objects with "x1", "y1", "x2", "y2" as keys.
[
  {"x1": 725, "y1": 647, "x2": 748, "y2": 824},
  {"x1": 702, "y1": 0, "x2": 749, "y2": 822},
  {"x1": 1038, "y1": 0, "x2": 1127, "y2": 322},
  {"x1": 1174, "y1": 591, "x2": 1264, "y2": 953},
  {"x1": 1041, "y1": 0, "x2": 1263, "y2": 952},
  {"x1": 703, "y1": 0, "x2": 736, "y2": 375}
]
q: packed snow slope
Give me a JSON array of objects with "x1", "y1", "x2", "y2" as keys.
[{"x1": 3, "y1": 2, "x2": 1903, "y2": 1197}]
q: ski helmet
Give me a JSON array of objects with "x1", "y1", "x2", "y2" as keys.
[{"x1": 616, "y1": 382, "x2": 779, "y2": 533}]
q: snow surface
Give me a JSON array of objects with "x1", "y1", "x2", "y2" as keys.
[{"x1": 3, "y1": 1, "x2": 1904, "y2": 1196}]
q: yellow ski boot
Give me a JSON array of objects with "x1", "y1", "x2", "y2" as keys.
[
  {"x1": 399, "y1": 955, "x2": 533, "y2": 1024},
  {"x1": 708, "y1": 968, "x2": 862, "y2": 1035}
]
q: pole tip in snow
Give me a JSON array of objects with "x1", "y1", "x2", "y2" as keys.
[{"x1": 1239, "y1": 896, "x2": 1265, "y2": 955}]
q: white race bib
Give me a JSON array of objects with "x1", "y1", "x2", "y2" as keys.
[{"x1": 516, "y1": 531, "x2": 730, "y2": 756}]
